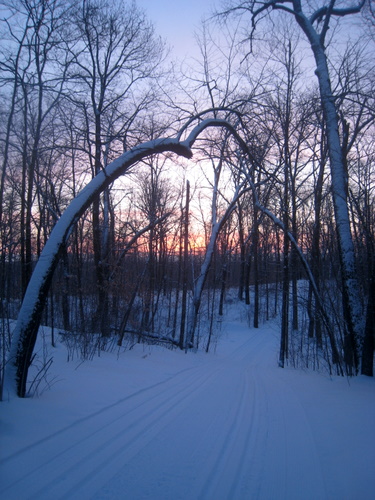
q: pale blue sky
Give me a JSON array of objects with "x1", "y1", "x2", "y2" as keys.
[{"x1": 136, "y1": 0, "x2": 218, "y2": 58}]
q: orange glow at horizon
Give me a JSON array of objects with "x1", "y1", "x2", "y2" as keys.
[{"x1": 189, "y1": 234, "x2": 206, "y2": 252}]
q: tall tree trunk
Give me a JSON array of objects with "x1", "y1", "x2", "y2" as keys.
[
  {"x1": 245, "y1": 250, "x2": 251, "y2": 306},
  {"x1": 179, "y1": 180, "x2": 190, "y2": 350},
  {"x1": 294, "y1": 4, "x2": 362, "y2": 373},
  {"x1": 20, "y1": 85, "x2": 29, "y2": 298},
  {"x1": 172, "y1": 215, "x2": 183, "y2": 339},
  {"x1": 253, "y1": 210, "x2": 260, "y2": 328},
  {"x1": 237, "y1": 202, "x2": 246, "y2": 301},
  {"x1": 291, "y1": 184, "x2": 299, "y2": 332},
  {"x1": 92, "y1": 114, "x2": 111, "y2": 336},
  {"x1": 279, "y1": 155, "x2": 290, "y2": 368},
  {"x1": 361, "y1": 270, "x2": 374, "y2": 376},
  {"x1": 308, "y1": 155, "x2": 325, "y2": 347}
]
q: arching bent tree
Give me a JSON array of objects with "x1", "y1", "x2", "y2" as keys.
[
  {"x1": 4, "y1": 116, "x2": 246, "y2": 398},
  {"x1": 5, "y1": 109, "x2": 349, "y2": 398}
]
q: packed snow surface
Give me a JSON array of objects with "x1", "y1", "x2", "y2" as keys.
[{"x1": 1, "y1": 314, "x2": 374, "y2": 499}]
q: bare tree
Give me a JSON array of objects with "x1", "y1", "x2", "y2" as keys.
[
  {"x1": 0, "y1": 0, "x2": 72, "y2": 295},
  {"x1": 185, "y1": 133, "x2": 251, "y2": 349},
  {"x1": 179, "y1": 180, "x2": 191, "y2": 349},
  {"x1": 3, "y1": 115, "x2": 251, "y2": 398},
  {"x1": 219, "y1": 0, "x2": 367, "y2": 372},
  {"x1": 67, "y1": 0, "x2": 165, "y2": 335}
]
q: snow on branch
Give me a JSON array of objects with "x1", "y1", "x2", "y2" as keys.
[
  {"x1": 310, "y1": 0, "x2": 366, "y2": 25},
  {"x1": 5, "y1": 115, "x2": 245, "y2": 398}
]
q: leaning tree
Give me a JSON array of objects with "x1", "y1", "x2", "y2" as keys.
[
  {"x1": 4, "y1": 102, "x2": 356, "y2": 397},
  {"x1": 219, "y1": 0, "x2": 368, "y2": 373},
  {"x1": 5, "y1": 107, "x2": 354, "y2": 397},
  {"x1": 3, "y1": 115, "x2": 249, "y2": 398}
]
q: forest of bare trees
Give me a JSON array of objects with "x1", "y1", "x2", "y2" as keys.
[{"x1": 0, "y1": 0, "x2": 374, "y2": 398}]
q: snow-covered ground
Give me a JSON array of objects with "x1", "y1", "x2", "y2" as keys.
[{"x1": 1, "y1": 310, "x2": 374, "y2": 500}]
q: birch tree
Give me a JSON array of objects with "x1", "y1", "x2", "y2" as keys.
[{"x1": 220, "y1": 0, "x2": 367, "y2": 372}]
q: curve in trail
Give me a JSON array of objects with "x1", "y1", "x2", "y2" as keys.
[
  {"x1": 0, "y1": 360, "x2": 222, "y2": 499},
  {"x1": 1, "y1": 363, "x2": 203, "y2": 464},
  {"x1": 1, "y1": 325, "x2": 330, "y2": 499}
]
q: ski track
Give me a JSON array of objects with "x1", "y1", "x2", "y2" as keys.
[{"x1": 0, "y1": 326, "x2": 340, "y2": 499}]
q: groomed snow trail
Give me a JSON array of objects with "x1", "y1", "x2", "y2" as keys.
[{"x1": 1, "y1": 321, "x2": 374, "y2": 500}]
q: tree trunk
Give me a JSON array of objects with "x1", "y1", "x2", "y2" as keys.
[
  {"x1": 295, "y1": 6, "x2": 362, "y2": 373},
  {"x1": 253, "y1": 212, "x2": 260, "y2": 328},
  {"x1": 361, "y1": 270, "x2": 374, "y2": 376},
  {"x1": 179, "y1": 180, "x2": 190, "y2": 350},
  {"x1": 237, "y1": 202, "x2": 246, "y2": 301},
  {"x1": 308, "y1": 155, "x2": 325, "y2": 346},
  {"x1": 279, "y1": 225, "x2": 290, "y2": 368}
]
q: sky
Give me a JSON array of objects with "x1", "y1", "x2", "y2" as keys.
[{"x1": 136, "y1": 0, "x2": 218, "y2": 59}]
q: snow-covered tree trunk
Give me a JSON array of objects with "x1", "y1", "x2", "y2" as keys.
[
  {"x1": 293, "y1": 7, "x2": 363, "y2": 373},
  {"x1": 223, "y1": 0, "x2": 366, "y2": 372},
  {"x1": 3, "y1": 117, "x2": 243, "y2": 398},
  {"x1": 186, "y1": 226, "x2": 219, "y2": 349},
  {"x1": 3, "y1": 138, "x2": 190, "y2": 398}
]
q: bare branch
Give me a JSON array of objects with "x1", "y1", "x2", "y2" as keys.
[{"x1": 310, "y1": 0, "x2": 366, "y2": 25}]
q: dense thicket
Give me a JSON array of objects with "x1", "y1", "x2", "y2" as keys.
[{"x1": 1, "y1": 0, "x2": 374, "y2": 397}]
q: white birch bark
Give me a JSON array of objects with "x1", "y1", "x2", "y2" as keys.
[
  {"x1": 291, "y1": 0, "x2": 364, "y2": 370},
  {"x1": 226, "y1": 0, "x2": 365, "y2": 369}
]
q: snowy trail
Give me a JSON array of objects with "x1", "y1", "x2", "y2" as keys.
[{"x1": 1, "y1": 321, "x2": 374, "y2": 500}]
